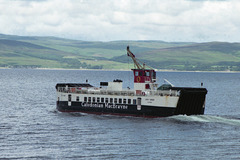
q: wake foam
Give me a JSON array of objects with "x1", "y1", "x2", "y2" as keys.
[{"x1": 169, "y1": 115, "x2": 240, "y2": 126}]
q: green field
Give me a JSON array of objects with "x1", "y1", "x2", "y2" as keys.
[{"x1": 1, "y1": 34, "x2": 240, "y2": 71}]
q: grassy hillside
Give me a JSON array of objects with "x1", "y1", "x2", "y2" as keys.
[
  {"x1": 112, "y1": 42, "x2": 240, "y2": 71},
  {"x1": 1, "y1": 34, "x2": 240, "y2": 71}
]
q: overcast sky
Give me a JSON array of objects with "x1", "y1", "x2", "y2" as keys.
[{"x1": 0, "y1": 0, "x2": 239, "y2": 42}]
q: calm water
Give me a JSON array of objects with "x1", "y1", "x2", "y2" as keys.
[{"x1": 1, "y1": 69, "x2": 240, "y2": 159}]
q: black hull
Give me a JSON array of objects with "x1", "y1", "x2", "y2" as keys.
[
  {"x1": 57, "y1": 101, "x2": 177, "y2": 117},
  {"x1": 57, "y1": 102, "x2": 205, "y2": 118}
]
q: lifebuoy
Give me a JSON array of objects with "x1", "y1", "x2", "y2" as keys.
[{"x1": 136, "y1": 76, "x2": 141, "y2": 82}]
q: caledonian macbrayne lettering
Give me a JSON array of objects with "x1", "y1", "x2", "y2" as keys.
[{"x1": 82, "y1": 102, "x2": 128, "y2": 110}]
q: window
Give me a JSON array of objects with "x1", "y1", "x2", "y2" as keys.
[
  {"x1": 93, "y1": 97, "x2": 96, "y2": 102},
  {"x1": 76, "y1": 96, "x2": 79, "y2": 101},
  {"x1": 139, "y1": 71, "x2": 143, "y2": 76},
  {"x1": 123, "y1": 99, "x2": 126, "y2": 104},
  {"x1": 137, "y1": 98, "x2": 141, "y2": 105},
  {"x1": 128, "y1": 99, "x2": 131, "y2": 104},
  {"x1": 114, "y1": 98, "x2": 117, "y2": 103},
  {"x1": 88, "y1": 97, "x2": 91, "y2": 102},
  {"x1": 119, "y1": 98, "x2": 122, "y2": 104},
  {"x1": 133, "y1": 99, "x2": 136, "y2": 105},
  {"x1": 68, "y1": 94, "x2": 71, "y2": 101},
  {"x1": 84, "y1": 97, "x2": 87, "y2": 102},
  {"x1": 105, "y1": 98, "x2": 108, "y2": 103},
  {"x1": 101, "y1": 98, "x2": 104, "y2": 103},
  {"x1": 110, "y1": 98, "x2": 113, "y2": 103},
  {"x1": 135, "y1": 71, "x2": 139, "y2": 76},
  {"x1": 153, "y1": 71, "x2": 156, "y2": 79},
  {"x1": 97, "y1": 97, "x2": 100, "y2": 103},
  {"x1": 146, "y1": 71, "x2": 149, "y2": 76}
]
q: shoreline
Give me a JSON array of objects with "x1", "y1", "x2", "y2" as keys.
[{"x1": 1, "y1": 67, "x2": 240, "y2": 73}]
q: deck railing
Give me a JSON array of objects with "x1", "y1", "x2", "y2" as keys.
[{"x1": 57, "y1": 87, "x2": 180, "y2": 97}]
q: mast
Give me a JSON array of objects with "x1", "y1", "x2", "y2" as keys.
[
  {"x1": 126, "y1": 46, "x2": 157, "y2": 91},
  {"x1": 127, "y1": 46, "x2": 144, "y2": 69}
]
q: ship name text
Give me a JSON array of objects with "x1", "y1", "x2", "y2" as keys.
[{"x1": 82, "y1": 102, "x2": 128, "y2": 110}]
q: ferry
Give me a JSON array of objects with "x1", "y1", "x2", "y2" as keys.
[{"x1": 56, "y1": 46, "x2": 207, "y2": 117}]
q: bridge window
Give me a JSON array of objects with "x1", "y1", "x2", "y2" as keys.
[
  {"x1": 84, "y1": 97, "x2": 87, "y2": 102},
  {"x1": 97, "y1": 97, "x2": 100, "y2": 102},
  {"x1": 88, "y1": 97, "x2": 91, "y2": 102},
  {"x1": 93, "y1": 97, "x2": 96, "y2": 102},
  {"x1": 153, "y1": 71, "x2": 156, "y2": 79},
  {"x1": 128, "y1": 99, "x2": 131, "y2": 104},
  {"x1": 135, "y1": 71, "x2": 139, "y2": 76},
  {"x1": 146, "y1": 71, "x2": 149, "y2": 76},
  {"x1": 105, "y1": 98, "x2": 108, "y2": 103},
  {"x1": 114, "y1": 98, "x2": 117, "y2": 103},
  {"x1": 76, "y1": 96, "x2": 79, "y2": 101},
  {"x1": 110, "y1": 98, "x2": 113, "y2": 103},
  {"x1": 123, "y1": 99, "x2": 126, "y2": 104}
]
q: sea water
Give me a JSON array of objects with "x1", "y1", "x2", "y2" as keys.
[{"x1": 0, "y1": 69, "x2": 240, "y2": 159}]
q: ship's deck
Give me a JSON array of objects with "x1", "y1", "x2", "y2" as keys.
[{"x1": 56, "y1": 86, "x2": 180, "y2": 97}]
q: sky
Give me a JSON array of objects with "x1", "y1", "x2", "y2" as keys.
[{"x1": 0, "y1": 0, "x2": 239, "y2": 42}]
